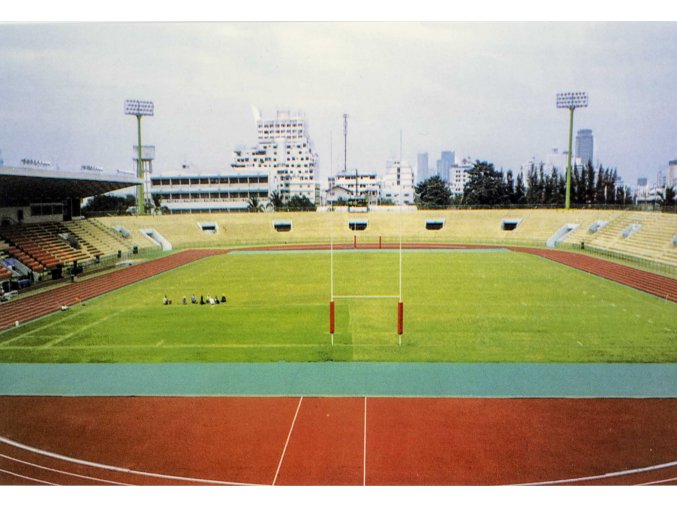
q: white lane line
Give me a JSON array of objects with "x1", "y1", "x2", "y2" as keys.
[
  {"x1": 0, "y1": 312, "x2": 81, "y2": 346},
  {"x1": 0, "y1": 467, "x2": 57, "y2": 485},
  {"x1": 637, "y1": 476, "x2": 677, "y2": 486},
  {"x1": 363, "y1": 397, "x2": 367, "y2": 487},
  {"x1": 515, "y1": 460, "x2": 677, "y2": 485},
  {"x1": 41, "y1": 310, "x2": 125, "y2": 348},
  {"x1": 0, "y1": 436, "x2": 257, "y2": 486},
  {"x1": 0, "y1": 452, "x2": 131, "y2": 485},
  {"x1": 272, "y1": 397, "x2": 303, "y2": 486}
]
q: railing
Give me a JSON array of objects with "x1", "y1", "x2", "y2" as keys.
[{"x1": 556, "y1": 242, "x2": 677, "y2": 278}]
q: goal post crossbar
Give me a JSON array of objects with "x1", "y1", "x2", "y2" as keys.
[{"x1": 332, "y1": 295, "x2": 400, "y2": 300}]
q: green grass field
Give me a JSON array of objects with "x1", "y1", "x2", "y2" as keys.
[{"x1": 0, "y1": 249, "x2": 675, "y2": 363}]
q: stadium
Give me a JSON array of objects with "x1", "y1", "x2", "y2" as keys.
[{"x1": 0, "y1": 161, "x2": 675, "y2": 487}]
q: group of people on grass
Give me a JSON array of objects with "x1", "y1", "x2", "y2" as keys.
[{"x1": 163, "y1": 294, "x2": 227, "y2": 306}]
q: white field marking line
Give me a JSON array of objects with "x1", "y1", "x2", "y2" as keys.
[
  {"x1": 363, "y1": 397, "x2": 367, "y2": 487},
  {"x1": 0, "y1": 436, "x2": 258, "y2": 486},
  {"x1": 0, "y1": 312, "x2": 82, "y2": 346},
  {"x1": 514, "y1": 460, "x2": 677, "y2": 485},
  {"x1": 272, "y1": 397, "x2": 303, "y2": 486},
  {"x1": 638, "y1": 476, "x2": 677, "y2": 485},
  {"x1": 1, "y1": 343, "x2": 335, "y2": 350},
  {"x1": 0, "y1": 466, "x2": 57, "y2": 485},
  {"x1": 0, "y1": 452, "x2": 131, "y2": 485},
  {"x1": 41, "y1": 309, "x2": 126, "y2": 348}
]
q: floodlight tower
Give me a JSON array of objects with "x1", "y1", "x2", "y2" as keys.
[
  {"x1": 124, "y1": 99, "x2": 154, "y2": 214},
  {"x1": 556, "y1": 92, "x2": 588, "y2": 209}
]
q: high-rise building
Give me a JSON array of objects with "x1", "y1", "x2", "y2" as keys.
[
  {"x1": 575, "y1": 129, "x2": 594, "y2": 166},
  {"x1": 417, "y1": 152, "x2": 429, "y2": 183},
  {"x1": 232, "y1": 109, "x2": 319, "y2": 204},
  {"x1": 436, "y1": 151, "x2": 455, "y2": 181}
]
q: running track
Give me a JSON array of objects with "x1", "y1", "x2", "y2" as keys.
[
  {"x1": 1, "y1": 244, "x2": 675, "y2": 485},
  {"x1": 1, "y1": 397, "x2": 676, "y2": 486}
]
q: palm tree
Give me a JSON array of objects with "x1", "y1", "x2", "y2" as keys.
[
  {"x1": 247, "y1": 197, "x2": 264, "y2": 212},
  {"x1": 269, "y1": 190, "x2": 285, "y2": 211}
]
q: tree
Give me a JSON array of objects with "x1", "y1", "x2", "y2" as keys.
[
  {"x1": 81, "y1": 193, "x2": 136, "y2": 216},
  {"x1": 287, "y1": 195, "x2": 316, "y2": 211},
  {"x1": 247, "y1": 196, "x2": 264, "y2": 212},
  {"x1": 514, "y1": 172, "x2": 527, "y2": 205},
  {"x1": 505, "y1": 170, "x2": 515, "y2": 204},
  {"x1": 658, "y1": 186, "x2": 676, "y2": 208},
  {"x1": 269, "y1": 190, "x2": 285, "y2": 211},
  {"x1": 463, "y1": 160, "x2": 507, "y2": 206},
  {"x1": 415, "y1": 175, "x2": 452, "y2": 209}
]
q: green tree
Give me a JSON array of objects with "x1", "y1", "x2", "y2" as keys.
[
  {"x1": 463, "y1": 161, "x2": 507, "y2": 206},
  {"x1": 269, "y1": 190, "x2": 285, "y2": 211},
  {"x1": 514, "y1": 172, "x2": 527, "y2": 205},
  {"x1": 247, "y1": 196, "x2": 264, "y2": 212},
  {"x1": 415, "y1": 175, "x2": 452, "y2": 209},
  {"x1": 287, "y1": 195, "x2": 316, "y2": 211},
  {"x1": 81, "y1": 193, "x2": 136, "y2": 216}
]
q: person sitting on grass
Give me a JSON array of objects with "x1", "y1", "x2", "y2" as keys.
[
  {"x1": 221, "y1": 295, "x2": 227, "y2": 303},
  {"x1": 163, "y1": 295, "x2": 168, "y2": 305},
  {"x1": 191, "y1": 294, "x2": 197, "y2": 304}
]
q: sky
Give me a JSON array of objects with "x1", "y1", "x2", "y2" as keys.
[{"x1": 1, "y1": 14, "x2": 676, "y2": 187}]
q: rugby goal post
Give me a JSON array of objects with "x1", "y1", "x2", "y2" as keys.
[{"x1": 329, "y1": 231, "x2": 404, "y2": 346}]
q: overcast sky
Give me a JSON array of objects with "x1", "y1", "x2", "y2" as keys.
[{"x1": 0, "y1": 21, "x2": 676, "y2": 185}]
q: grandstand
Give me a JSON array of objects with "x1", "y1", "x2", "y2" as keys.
[
  {"x1": 0, "y1": 165, "x2": 140, "y2": 293},
  {"x1": 0, "y1": 159, "x2": 676, "y2": 298},
  {"x1": 96, "y1": 208, "x2": 677, "y2": 273}
]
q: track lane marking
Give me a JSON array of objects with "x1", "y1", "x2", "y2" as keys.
[
  {"x1": 0, "y1": 436, "x2": 257, "y2": 486},
  {"x1": 638, "y1": 476, "x2": 677, "y2": 485},
  {"x1": 272, "y1": 397, "x2": 303, "y2": 486},
  {"x1": 515, "y1": 460, "x2": 677, "y2": 485},
  {"x1": 0, "y1": 467, "x2": 57, "y2": 485},
  {"x1": 0, "y1": 452, "x2": 130, "y2": 485},
  {"x1": 363, "y1": 397, "x2": 367, "y2": 486}
]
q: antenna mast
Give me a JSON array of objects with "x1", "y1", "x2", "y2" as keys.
[{"x1": 343, "y1": 113, "x2": 348, "y2": 173}]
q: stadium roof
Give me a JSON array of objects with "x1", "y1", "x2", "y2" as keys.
[{"x1": 0, "y1": 166, "x2": 140, "y2": 207}]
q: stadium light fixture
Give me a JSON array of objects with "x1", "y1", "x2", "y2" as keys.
[
  {"x1": 556, "y1": 92, "x2": 588, "y2": 209},
  {"x1": 124, "y1": 99, "x2": 154, "y2": 214}
]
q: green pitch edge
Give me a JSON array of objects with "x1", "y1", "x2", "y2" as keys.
[{"x1": 0, "y1": 363, "x2": 675, "y2": 397}]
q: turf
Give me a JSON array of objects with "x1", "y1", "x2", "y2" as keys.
[{"x1": 0, "y1": 250, "x2": 675, "y2": 363}]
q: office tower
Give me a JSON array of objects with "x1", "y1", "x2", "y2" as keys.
[
  {"x1": 417, "y1": 152, "x2": 429, "y2": 182},
  {"x1": 575, "y1": 129, "x2": 594, "y2": 166}
]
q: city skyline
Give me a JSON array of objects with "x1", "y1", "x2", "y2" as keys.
[{"x1": 0, "y1": 21, "x2": 676, "y2": 187}]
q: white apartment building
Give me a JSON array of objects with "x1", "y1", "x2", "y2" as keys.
[
  {"x1": 150, "y1": 172, "x2": 270, "y2": 213},
  {"x1": 448, "y1": 160, "x2": 473, "y2": 196},
  {"x1": 327, "y1": 170, "x2": 381, "y2": 205},
  {"x1": 232, "y1": 109, "x2": 319, "y2": 204},
  {"x1": 381, "y1": 160, "x2": 416, "y2": 205}
]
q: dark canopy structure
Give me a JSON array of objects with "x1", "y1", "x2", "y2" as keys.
[{"x1": 0, "y1": 166, "x2": 140, "y2": 207}]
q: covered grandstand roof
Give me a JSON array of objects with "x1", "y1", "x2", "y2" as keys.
[{"x1": 0, "y1": 165, "x2": 140, "y2": 206}]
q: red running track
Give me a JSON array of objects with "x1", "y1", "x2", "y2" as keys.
[
  {"x1": 1, "y1": 244, "x2": 674, "y2": 332},
  {"x1": 0, "y1": 396, "x2": 675, "y2": 486}
]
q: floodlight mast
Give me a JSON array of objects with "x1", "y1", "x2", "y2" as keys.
[
  {"x1": 124, "y1": 100, "x2": 154, "y2": 215},
  {"x1": 556, "y1": 92, "x2": 588, "y2": 209}
]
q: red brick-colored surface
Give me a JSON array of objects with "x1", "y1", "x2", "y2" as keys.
[{"x1": 0, "y1": 396, "x2": 675, "y2": 486}]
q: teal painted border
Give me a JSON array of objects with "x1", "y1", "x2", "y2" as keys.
[{"x1": 1, "y1": 363, "x2": 675, "y2": 397}]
